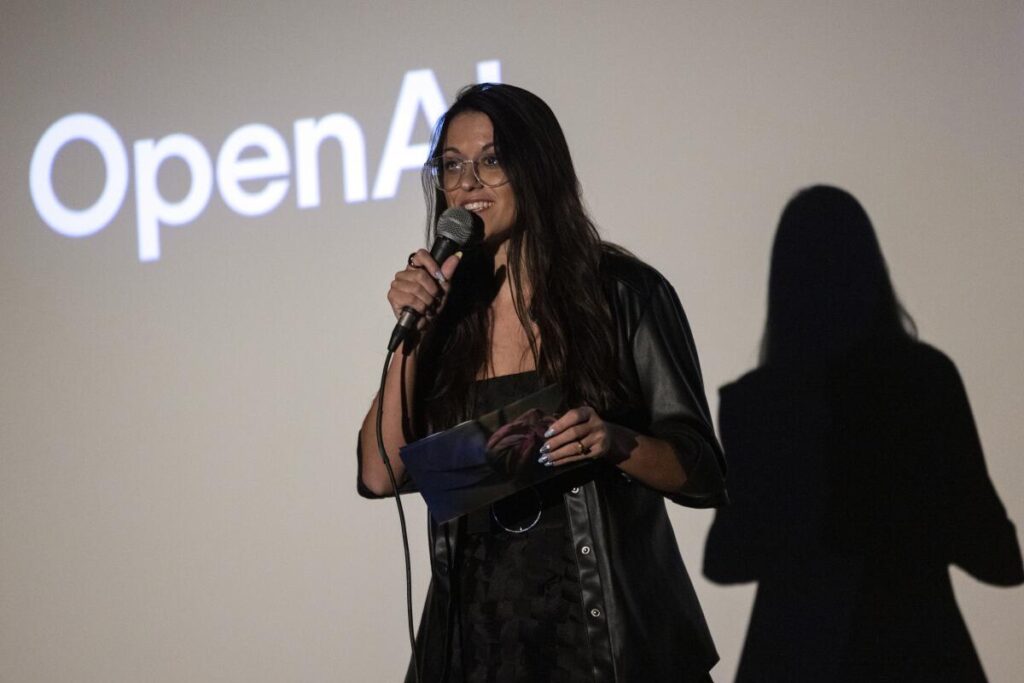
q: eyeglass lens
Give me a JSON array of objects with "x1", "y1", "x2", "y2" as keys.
[{"x1": 432, "y1": 156, "x2": 505, "y2": 190}]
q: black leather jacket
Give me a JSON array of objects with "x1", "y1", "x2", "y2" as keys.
[{"x1": 360, "y1": 252, "x2": 727, "y2": 682}]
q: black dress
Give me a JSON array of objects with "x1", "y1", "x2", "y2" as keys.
[{"x1": 450, "y1": 371, "x2": 593, "y2": 683}]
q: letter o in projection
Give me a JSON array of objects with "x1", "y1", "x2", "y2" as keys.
[{"x1": 29, "y1": 113, "x2": 129, "y2": 237}]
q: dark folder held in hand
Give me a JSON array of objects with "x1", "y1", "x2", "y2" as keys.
[{"x1": 399, "y1": 384, "x2": 587, "y2": 523}]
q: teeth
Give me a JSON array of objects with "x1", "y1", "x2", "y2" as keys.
[{"x1": 463, "y1": 201, "x2": 493, "y2": 212}]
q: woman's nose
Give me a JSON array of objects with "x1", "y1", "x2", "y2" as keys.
[{"x1": 460, "y1": 161, "x2": 482, "y2": 190}]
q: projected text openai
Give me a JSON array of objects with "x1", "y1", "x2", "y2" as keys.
[{"x1": 29, "y1": 60, "x2": 501, "y2": 262}]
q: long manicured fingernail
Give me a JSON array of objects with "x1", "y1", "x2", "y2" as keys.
[
  {"x1": 537, "y1": 454, "x2": 549, "y2": 465},
  {"x1": 543, "y1": 428, "x2": 556, "y2": 438},
  {"x1": 543, "y1": 460, "x2": 554, "y2": 467},
  {"x1": 434, "y1": 270, "x2": 446, "y2": 284},
  {"x1": 539, "y1": 442, "x2": 551, "y2": 454}
]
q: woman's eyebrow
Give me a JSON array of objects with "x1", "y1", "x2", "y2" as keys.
[{"x1": 442, "y1": 142, "x2": 495, "y2": 154}]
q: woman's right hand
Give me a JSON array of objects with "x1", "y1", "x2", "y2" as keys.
[{"x1": 387, "y1": 249, "x2": 462, "y2": 331}]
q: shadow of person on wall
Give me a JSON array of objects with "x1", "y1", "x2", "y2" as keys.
[{"x1": 703, "y1": 185, "x2": 1023, "y2": 682}]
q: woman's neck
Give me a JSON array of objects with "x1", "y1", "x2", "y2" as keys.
[
  {"x1": 478, "y1": 237, "x2": 539, "y2": 379},
  {"x1": 487, "y1": 237, "x2": 531, "y2": 308},
  {"x1": 489, "y1": 238, "x2": 510, "y2": 275}
]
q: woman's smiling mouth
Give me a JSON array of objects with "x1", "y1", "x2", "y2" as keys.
[{"x1": 462, "y1": 200, "x2": 493, "y2": 212}]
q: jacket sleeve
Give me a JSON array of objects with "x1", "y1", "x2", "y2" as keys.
[
  {"x1": 356, "y1": 430, "x2": 419, "y2": 499},
  {"x1": 629, "y1": 274, "x2": 728, "y2": 508}
]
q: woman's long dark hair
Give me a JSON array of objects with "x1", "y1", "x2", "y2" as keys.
[
  {"x1": 759, "y1": 185, "x2": 917, "y2": 367},
  {"x1": 414, "y1": 83, "x2": 620, "y2": 432}
]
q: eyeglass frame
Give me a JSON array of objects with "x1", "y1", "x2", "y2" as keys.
[{"x1": 423, "y1": 153, "x2": 511, "y2": 191}]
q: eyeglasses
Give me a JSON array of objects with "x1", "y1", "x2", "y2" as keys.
[{"x1": 424, "y1": 154, "x2": 509, "y2": 191}]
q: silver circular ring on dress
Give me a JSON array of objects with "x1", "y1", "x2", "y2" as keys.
[{"x1": 491, "y1": 487, "x2": 543, "y2": 534}]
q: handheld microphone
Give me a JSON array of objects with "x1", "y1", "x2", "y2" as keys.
[{"x1": 387, "y1": 207, "x2": 480, "y2": 351}]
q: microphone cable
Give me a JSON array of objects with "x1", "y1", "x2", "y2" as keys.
[{"x1": 374, "y1": 349, "x2": 421, "y2": 683}]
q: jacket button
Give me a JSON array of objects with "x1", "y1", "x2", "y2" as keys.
[
  {"x1": 580, "y1": 545, "x2": 591, "y2": 555},
  {"x1": 570, "y1": 487, "x2": 580, "y2": 494},
  {"x1": 590, "y1": 608, "x2": 602, "y2": 618}
]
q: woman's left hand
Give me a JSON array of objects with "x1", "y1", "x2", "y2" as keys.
[{"x1": 538, "y1": 406, "x2": 628, "y2": 467}]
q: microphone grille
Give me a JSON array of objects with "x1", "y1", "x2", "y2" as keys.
[{"x1": 436, "y1": 207, "x2": 478, "y2": 247}]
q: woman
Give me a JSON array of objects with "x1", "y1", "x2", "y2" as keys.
[
  {"x1": 359, "y1": 83, "x2": 727, "y2": 682},
  {"x1": 703, "y1": 186, "x2": 1023, "y2": 682}
]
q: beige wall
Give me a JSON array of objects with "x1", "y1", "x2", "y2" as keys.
[{"x1": 2, "y1": 1, "x2": 1021, "y2": 680}]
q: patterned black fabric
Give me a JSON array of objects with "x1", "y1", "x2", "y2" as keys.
[{"x1": 450, "y1": 371, "x2": 593, "y2": 682}]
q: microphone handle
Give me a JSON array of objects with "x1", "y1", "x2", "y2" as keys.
[{"x1": 386, "y1": 236, "x2": 460, "y2": 352}]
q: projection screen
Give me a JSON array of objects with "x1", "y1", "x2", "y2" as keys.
[{"x1": 2, "y1": 1, "x2": 1022, "y2": 681}]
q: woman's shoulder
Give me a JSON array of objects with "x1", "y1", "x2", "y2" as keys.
[{"x1": 598, "y1": 244, "x2": 673, "y2": 298}]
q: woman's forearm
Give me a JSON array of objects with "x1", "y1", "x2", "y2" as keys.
[
  {"x1": 538, "y1": 407, "x2": 699, "y2": 495},
  {"x1": 609, "y1": 426, "x2": 690, "y2": 494},
  {"x1": 358, "y1": 345, "x2": 417, "y2": 496}
]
